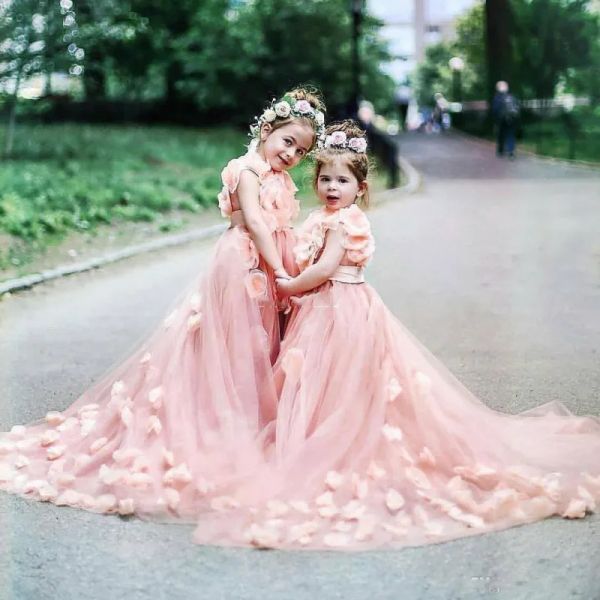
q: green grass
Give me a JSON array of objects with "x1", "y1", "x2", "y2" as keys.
[{"x1": 0, "y1": 124, "x2": 249, "y2": 270}]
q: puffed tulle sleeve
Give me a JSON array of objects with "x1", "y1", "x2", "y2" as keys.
[
  {"x1": 337, "y1": 204, "x2": 375, "y2": 266},
  {"x1": 217, "y1": 152, "x2": 271, "y2": 218}
]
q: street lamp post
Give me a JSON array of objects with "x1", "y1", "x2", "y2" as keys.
[
  {"x1": 448, "y1": 56, "x2": 464, "y2": 103},
  {"x1": 350, "y1": 0, "x2": 364, "y2": 118}
]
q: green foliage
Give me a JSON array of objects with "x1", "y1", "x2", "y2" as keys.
[
  {"x1": 0, "y1": 124, "x2": 246, "y2": 269},
  {"x1": 414, "y1": 0, "x2": 600, "y2": 105}
]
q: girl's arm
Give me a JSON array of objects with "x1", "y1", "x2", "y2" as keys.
[
  {"x1": 237, "y1": 170, "x2": 289, "y2": 278},
  {"x1": 277, "y1": 228, "x2": 345, "y2": 297}
]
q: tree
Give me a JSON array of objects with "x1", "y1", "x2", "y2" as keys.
[{"x1": 0, "y1": 0, "x2": 76, "y2": 156}]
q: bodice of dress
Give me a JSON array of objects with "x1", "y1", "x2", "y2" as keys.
[
  {"x1": 217, "y1": 148, "x2": 300, "y2": 232},
  {"x1": 293, "y1": 204, "x2": 375, "y2": 280}
]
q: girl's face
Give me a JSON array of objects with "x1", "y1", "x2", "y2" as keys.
[
  {"x1": 316, "y1": 157, "x2": 366, "y2": 211},
  {"x1": 259, "y1": 121, "x2": 314, "y2": 171}
]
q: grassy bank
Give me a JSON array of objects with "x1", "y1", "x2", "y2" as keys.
[{"x1": 0, "y1": 124, "x2": 250, "y2": 271}]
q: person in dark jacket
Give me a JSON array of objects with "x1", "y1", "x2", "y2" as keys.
[{"x1": 492, "y1": 81, "x2": 520, "y2": 159}]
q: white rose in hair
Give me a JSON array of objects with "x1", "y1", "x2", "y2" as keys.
[
  {"x1": 294, "y1": 100, "x2": 312, "y2": 114},
  {"x1": 328, "y1": 131, "x2": 347, "y2": 146},
  {"x1": 315, "y1": 111, "x2": 325, "y2": 126},
  {"x1": 275, "y1": 101, "x2": 291, "y2": 118},
  {"x1": 263, "y1": 108, "x2": 276, "y2": 122},
  {"x1": 348, "y1": 137, "x2": 367, "y2": 153}
]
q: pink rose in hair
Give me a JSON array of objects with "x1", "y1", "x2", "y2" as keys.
[
  {"x1": 328, "y1": 131, "x2": 347, "y2": 146},
  {"x1": 294, "y1": 100, "x2": 312, "y2": 114},
  {"x1": 348, "y1": 137, "x2": 367, "y2": 153}
]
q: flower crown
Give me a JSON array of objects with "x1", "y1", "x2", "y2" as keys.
[
  {"x1": 250, "y1": 95, "x2": 326, "y2": 151},
  {"x1": 323, "y1": 130, "x2": 368, "y2": 154}
]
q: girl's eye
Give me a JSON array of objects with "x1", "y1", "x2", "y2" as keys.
[{"x1": 284, "y1": 139, "x2": 292, "y2": 146}]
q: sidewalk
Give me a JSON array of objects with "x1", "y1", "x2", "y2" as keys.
[{"x1": 394, "y1": 130, "x2": 600, "y2": 181}]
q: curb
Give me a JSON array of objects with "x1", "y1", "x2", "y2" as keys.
[
  {"x1": 0, "y1": 223, "x2": 227, "y2": 297},
  {"x1": 0, "y1": 156, "x2": 421, "y2": 298}
]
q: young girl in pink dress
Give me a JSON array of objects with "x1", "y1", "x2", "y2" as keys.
[
  {"x1": 193, "y1": 120, "x2": 600, "y2": 551},
  {"x1": 0, "y1": 88, "x2": 326, "y2": 521}
]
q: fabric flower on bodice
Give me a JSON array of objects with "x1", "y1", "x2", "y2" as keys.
[{"x1": 294, "y1": 204, "x2": 374, "y2": 272}]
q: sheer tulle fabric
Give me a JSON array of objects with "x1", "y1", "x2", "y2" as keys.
[
  {"x1": 0, "y1": 149, "x2": 298, "y2": 522},
  {"x1": 192, "y1": 279, "x2": 600, "y2": 551}
]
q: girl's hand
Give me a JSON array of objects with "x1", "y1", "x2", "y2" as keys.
[
  {"x1": 275, "y1": 277, "x2": 293, "y2": 298},
  {"x1": 274, "y1": 267, "x2": 291, "y2": 280}
]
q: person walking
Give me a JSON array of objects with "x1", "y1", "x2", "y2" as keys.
[{"x1": 492, "y1": 81, "x2": 520, "y2": 159}]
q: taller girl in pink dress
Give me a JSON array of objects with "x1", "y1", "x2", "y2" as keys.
[{"x1": 0, "y1": 88, "x2": 326, "y2": 522}]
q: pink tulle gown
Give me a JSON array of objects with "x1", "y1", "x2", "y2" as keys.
[
  {"x1": 193, "y1": 203, "x2": 600, "y2": 551},
  {"x1": 0, "y1": 146, "x2": 299, "y2": 521}
]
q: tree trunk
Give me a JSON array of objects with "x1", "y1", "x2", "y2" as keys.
[
  {"x1": 484, "y1": 0, "x2": 513, "y2": 101},
  {"x1": 4, "y1": 64, "x2": 24, "y2": 158}
]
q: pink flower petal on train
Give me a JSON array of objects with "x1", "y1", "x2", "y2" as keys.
[
  {"x1": 57, "y1": 473, "x2": 76, "y2": 486},
  {"x1": 318, "y1": 505, "x2": 339, "y2": 518},
  {"x1": 96, "y1": 494, "x2": 117, "y2": 512},
  {"x1": 315, "y1": 491, "x2": 334, "y2": 506},
  {"x1": 57, "y1": 417, "x2": 78, "y2": 433},
  {"x1": 46, "y1": 445, "x2": 66, "y2": 460},
  {"x1": 385, "y1": 489, "x2": 405, "y2": 512},
  {"x1": 406, "y1": 466, "x2": 432, "y2": 490},
  {"x1": 80, "y1": 419, "x2": 96, "y2": 438},
  {"x1": 14, "y1": 455, "x2": 30, "y2": 469},
  {"x1": 55, "y1": 489, "x2": 81, "y2": 506},
  {"x1": 120, "y1": 405, "x2": 133, "y2": 428},
  {"x1": 78, "y1": 403, "x2": 100, "y2": 415},
  {"x1": 387, "y1": 377, "x2": 402, "y2": 402},
  {"x1": 354, "y1": 516, "x2": 377, "y2": 542},
  {"x1": 382, "y1": 423, "x2": 403, "y2": 442},
  {"x1": 163, "y1": 463, "x2": 192, "y2": 487},
  {"x1": 289, "y1": 500, "x2": 312, "y2": 515},
  {"x1": 281, "y1": 348, "x2": 304, "y2": 382},
  {"x1": 418, "y1": 447, "x2": 437, "y2": 467},
  {"x1": 89, "y1": 437, "x2": 109, "y2": 454},
  {"x1": 148, "y1": 386, "x2": 164, "y2": 408},
  {"x1": 146, "y1": 415, "x2": 162, "y2": 436},
  {"x1": 381, "y1": 523, "x2": 408, "y2": 538},
  {"x1": 414, "y1": 370, "x2": 432, "y2": 394},
  {"x1": 352, "y1": 474, "x2": 369, "y2": 499},
  {"x1": 187, "y1": 313, "x2": 203, "y2": 332},
  {"x1": 333, "y1": 521, "x2": 353, "y2": 533},
  {"x1": 112, "y1": 448, "x2": 142, "y2": 466},
  {"x1": 577, "y1": 485, "x2": 596, "y2": 511},
  {"x1": 161, "y1": 448, "x2": 175, "y2": 468},
  {"x1": 140, "y1": 352, "x2": 152, "y2": 365},
  {"x1": 129, "y1": 472, "x2": 153, "y2": 489},
  {"x1": 45, "y1": 411, "x2": 65, "y2": 426},
  {"x1": 165, "y1": 487, "x2": 180, "y2": 510},
  {"x1": 562, "y1": 498, "x2": 587, "y2": 519},
  {"x1": 367, "y1": 461, "x2": 386, "y2": 480},
  {"x1": 39, "y1": 484, "x2": 59, "y2": 502},
  {"x1": 40, "y1": 430, "x2": 61, "y2": 447},
  {"x1": 244, "y1": 270, "x2": 268, "y2": 299},
  {"x1": 243, "y1": 523, "x2": 280, "y2": 548},
  {"x1": 325, "y1": 470, "x2": 345, "y2": 490},
  {"x1": 341, "y1": 500, "x2": 366, "y2": 520},
  {"x1": 118, "y1": 498, "x2": 136, "y2": 515}
]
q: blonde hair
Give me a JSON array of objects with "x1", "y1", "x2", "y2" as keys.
[
  {"x1": 313, "y1": 120, "x2": 371, "y2": 208},
  {"x1": 261, "y1": 86, "x2": 326, "y2": 151}
]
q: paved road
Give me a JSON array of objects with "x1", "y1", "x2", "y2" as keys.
[{"x1": 1, "y1": 133, "x2": 599, "y2": 599}]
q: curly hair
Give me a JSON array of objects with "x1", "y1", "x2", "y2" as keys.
[
  {"x1": 313, "y1": 120, "x2": 371, "y2": 208},
  {"x1": 260, "y1": 86, "x2": 326, "y2": 151}
]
